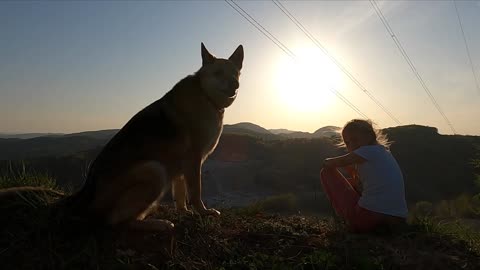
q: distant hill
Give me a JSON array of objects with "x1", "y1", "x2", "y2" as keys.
[
  {"x1": 0, "y1": 129, "x2": 118, "y2": 140},
  {"x1": 383, "y1": 124, "x2": 480, "y2": 202},
  {"x1": 277, "y1": 131, "x2": 315, "y2": 139},
  {"x1": 269, "y1": 128, "x2": 298, "y2": 135},
  {"x1": 224, "y1": 122, "x2": 272, "y2": 134},
  {"x1": 223, "y1": 122, "x2": 280, "y2": 140},
  {"x1": 0, "y1": 123, "x2": 282, "y2": 161},
  {"x1": 0, "y1": 133, "x2": 64, "y2": 139},
  {"x1": 0, "y1": 129, "x2": 117, "y2": 160},
  {"x1": 270, "y1": 126, "x2": 341, "y2": 139},
  {"x1": 313, "y1": 126, "x2": 341, "y2": 138},
  {"x1": 63, "y1": 129, "x2": 119, "y2": 140},
  {"x1": 0, "y1": 135, "x2": 108, "y2": 161},
  {"x1": 0, "y1": 123, "x2": 339, "y2": 146}
]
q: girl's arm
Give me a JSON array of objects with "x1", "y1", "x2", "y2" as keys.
[
  {"x1": 323, "y1": 154, "x2": 365, "y2": 194},
  {"x1": 323, "y1": 153, "x2": 366, "y2": 168}
]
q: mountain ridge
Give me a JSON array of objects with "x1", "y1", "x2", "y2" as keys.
[{"x1": 0, "y1": 122, "x2": 341, "y2": 140}]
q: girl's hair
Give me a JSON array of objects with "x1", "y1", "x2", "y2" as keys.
[{"x1": 339, "y1": 119, "x2": 391, "y2": 149}]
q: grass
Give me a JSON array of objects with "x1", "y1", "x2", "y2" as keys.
[
  {"x1": 0, "y1": 162, "x2": 57, "y2": 190},
  {"x1": 409, "y1": 198, "x2": 480, "y2": 254},
  {"x1": 1, "y1": 189, "x2": 479, "y2": 270},
  {"x1": 1, "y1": 172, "x2": 480, "y2": 270}
]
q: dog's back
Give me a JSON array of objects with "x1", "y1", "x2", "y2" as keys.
[{"x1": 68, "y1": 75, "x2": 197, "y2": 212}]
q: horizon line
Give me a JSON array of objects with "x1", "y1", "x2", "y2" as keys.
[{"x1": 0, "y1": 122, "x2": 457, "y2": 137}]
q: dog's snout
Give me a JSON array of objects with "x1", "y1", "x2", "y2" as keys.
[
  {"x1": 229, "y1": 80, "x2": 239, "y2": 90},
  {"x1": 223, "y1": 79, "x2": 239, "y2": 97}
]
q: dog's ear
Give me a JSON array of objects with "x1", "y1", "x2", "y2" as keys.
[
  {"x1": 229, "y1": 45, "x2": 244, "y2": 70},
  {"x1": 201, "y1": 43, "x2": 215, "y2": 66}
]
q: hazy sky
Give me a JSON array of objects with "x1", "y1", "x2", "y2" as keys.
[{"x1": 1, "y1": 1, "x2": 479, "y2": 135}]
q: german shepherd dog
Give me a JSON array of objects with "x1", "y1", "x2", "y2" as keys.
[{"x1": 63, "y1": 43, "x2": 244, "y2": 232}]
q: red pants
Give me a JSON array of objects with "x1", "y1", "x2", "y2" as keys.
[{"x1": 320, "y1": 168, "x2": 397, "y2": 233}]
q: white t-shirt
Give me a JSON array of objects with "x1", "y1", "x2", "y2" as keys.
[{"x1": 353, "y1": 145, "x2": 408, "y2": 218}]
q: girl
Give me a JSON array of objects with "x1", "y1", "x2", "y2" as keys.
[{"x1": 321, "y1": 119, "x2": 408, "y2": 233}]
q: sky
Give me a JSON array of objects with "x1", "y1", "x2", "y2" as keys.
[{"x1": 1, "y1": 1, "x2": 479, "y2": 135}]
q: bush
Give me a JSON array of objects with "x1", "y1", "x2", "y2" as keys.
[
  {"x1": 453, "y1": 194, "x2": 476, "y2": 218},
  {"x1": 472, "y1": 193, "x2": 480, "y2": 216},
  {"x1": 409, "y1": 201, "x2": 433, "y2": 223},
  {"x1": 434, "y1": 200, "x2": 452, "y2": 218},
  {"x1": 429, "y1": 194, "x2": 480, "y2": 219}
]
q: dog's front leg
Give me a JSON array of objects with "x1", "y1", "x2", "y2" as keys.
[
  {"x1": 183, "y1": 158, "x2": 220, "y2": 216},
  {"x1": 172, "y1": 175, "x2": 192, "y2": 214}
]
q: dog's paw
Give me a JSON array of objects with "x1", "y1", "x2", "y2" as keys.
[{"x1": 177, "y1": 208, "x2": 194, "y2": 215}]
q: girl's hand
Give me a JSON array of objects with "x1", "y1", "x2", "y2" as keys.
[
  {"x1": 323, "y1": 158, "x2": 335, "y2": 168},
  {"x1": 345, "y1": 165, "x2": 356, "y2": 176}
]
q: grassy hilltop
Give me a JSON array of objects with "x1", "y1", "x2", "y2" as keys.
[{"x1": 0, "y1": 180, "x2": 479, "y2": 270}]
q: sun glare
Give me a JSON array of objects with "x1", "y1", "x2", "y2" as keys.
[{"x1": 274, "y1": 46, "x2": 343, "y2": 113}]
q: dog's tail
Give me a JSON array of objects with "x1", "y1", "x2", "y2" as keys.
[{"x1": 55, "y1": 173, "x2": 96, "y2": 215}]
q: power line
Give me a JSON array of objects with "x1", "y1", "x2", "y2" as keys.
[
  {"x1": 225, "y1": 0, "x2": 295, "y2": 58},
  {"x1": 272, "y1": 0, "x2": 402, "y2": 125},
  {"x1": 453, "y1": 0, "x2": 480, "y2": 94},
  {"x1": 224, "y1": 0, "x2": 295, "y2": 58},
  {"x1": 225, "y1": 0, "x2": 370, "y2": 119},
  {"x1": 370, "y1": 0, "x2": 457, "y2": 134}
]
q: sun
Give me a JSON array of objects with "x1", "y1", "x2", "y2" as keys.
[{"x1": 274, "y1": 46, "x2": 343, "y2": 113}]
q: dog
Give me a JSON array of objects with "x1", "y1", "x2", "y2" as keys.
[{"x1": 65, "y1": 43, "x2": 244, "y2": 233}]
